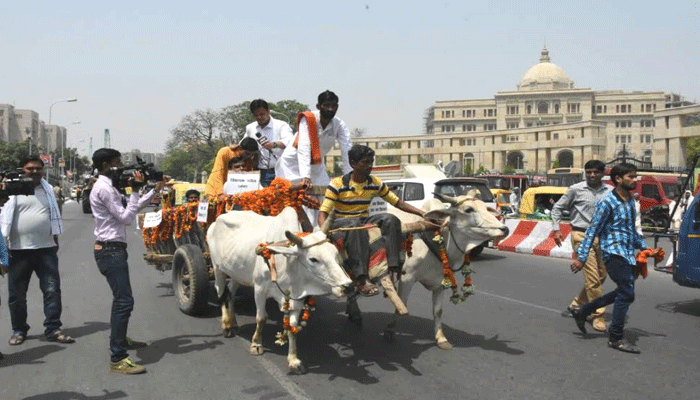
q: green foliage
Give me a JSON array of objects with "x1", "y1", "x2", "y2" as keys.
[
  {"x1": 0, "y1": 140, "x2": 34, "y2": 170},
  {"x1": 476, "y1": 164, "x2": 488, "y2": 174},
  {"x1": 351, "y1": 128, "x2": 366, "y2": 138},
  {"x1": 375, "y1": 141, "x2": 402, "y2": 165},
  {"x1": 503, "y1": 165, "x2": 515, "y2": 174},
  {"x1": 551, "y1": 160, "x2": 560, "y2": 169},
  {"x1": 418, "y1": 154, "x2": 433, "y2": 164},
  {"x1": 463, "y1": 161, "x2": 473, "y2": 176},
  {"x1": 686, "y1": 137, "x2": 700, "y2": 165}
]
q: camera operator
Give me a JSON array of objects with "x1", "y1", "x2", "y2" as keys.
[
  {"x1": 0, "y1": 156, "x2": 75, "y2": 348},
  {"x1": 89, "y1": 148, "x2": 168, "y2": 375}
]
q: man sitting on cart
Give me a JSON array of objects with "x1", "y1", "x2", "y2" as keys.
[
  {"x1": 317, "y1": 144, "x2": 429, "y2": 296},
  {"x1": 205, "y1": 137, "x2": 259, "y2": 199}
]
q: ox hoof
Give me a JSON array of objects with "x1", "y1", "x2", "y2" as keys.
[
  {"x1": 250, "y1": 344, "x2": 265, "y2": 355},
  {"x1": 289, "y1": 361, "x2": 307, "y2": 375},
  {"x1": 383, "y1": 329, "x2": 395, "y2": 342},
  {"x1": 437, "y1": 340, "x2": 453, "y2": 350},
  {"x1": 223, "y1": 327, "x2": 238, "y2": 338}
]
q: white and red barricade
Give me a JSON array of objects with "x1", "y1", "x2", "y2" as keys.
[{"x1": 495, "y1": 219, "x2": 574, "y2": 259}]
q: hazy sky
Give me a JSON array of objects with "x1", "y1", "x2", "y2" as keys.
[{"x1": 2, "y1": 1, "x2": 699, "y2": 155}]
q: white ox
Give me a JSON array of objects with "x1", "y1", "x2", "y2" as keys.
[
  {"x1": 207, "y1": 207, "x2": 352, "y2": 373},
  {"x1": 348, "y1": 192, "x2": 508, "y2": 349}
]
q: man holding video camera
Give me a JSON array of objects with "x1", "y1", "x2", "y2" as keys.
[
  {"x1": 90, "y1": 148, "x2": 168, "y2": 374},
  {"x1": 0, "y1": 156, "x2": 74, "y2": 347}
]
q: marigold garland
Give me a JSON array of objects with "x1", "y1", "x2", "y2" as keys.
[
  {"x1": 433, "y1": 231, "x2": 475, "y2": 304},
  {"x1": 141, "y1": 177, "x2": 318, "y2": 247},
  {"x1": 274, "y1": 296, "x2": 316, "y2": 346}
]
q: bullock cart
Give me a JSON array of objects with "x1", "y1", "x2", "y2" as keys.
[
  {"x1": 139, "y1": 177, "x2": 428, "y2": 316},
  {"x1": 139, "y1": 178, "x2": 321, "y2": 315}
]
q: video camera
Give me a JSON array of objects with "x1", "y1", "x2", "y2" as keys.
[
  {"x1": 110, "y1": 157, "x2": 164, "y2": 192},
  {"x1": 0, "y1": 169, "x2": 36, "y2": 197}
]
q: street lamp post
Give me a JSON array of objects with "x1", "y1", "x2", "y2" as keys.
[{"x1": 48, "y1": 98, "x2": 77, "y2": 184}]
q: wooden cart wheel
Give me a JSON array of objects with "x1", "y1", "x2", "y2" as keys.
[{"x1": 172, "y1": 244, "x2": 209, "y2": 316}]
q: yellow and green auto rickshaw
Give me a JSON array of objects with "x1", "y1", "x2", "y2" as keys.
[
  {"x1": 519, "y1": 186, "x2": 568, "y2": 220},
  {"x1": 490, "y1": 188, "x2": 513, "y2": 215}
]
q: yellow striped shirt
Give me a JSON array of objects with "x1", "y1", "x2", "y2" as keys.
[{"x1": 319, "y1": 173, "x2": 400, "y2": 218}]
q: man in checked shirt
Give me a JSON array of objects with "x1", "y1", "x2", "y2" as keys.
[
  {"x1": 551, "y1": 160, "x2": 612, "y2": 332},
  {"x1": 569, "y1": 163, "x2": 663, "y2": 354}
]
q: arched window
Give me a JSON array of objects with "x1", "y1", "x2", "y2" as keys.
[
  {"x1": 463, "y1": 152, "x2": 475, "y2": 171},
  {"x1": 507, "y1": 152, "x2": 524, "y2": 170},
  {"x1": 554, "y1": 103, "x2": 560, "y2": 114},
  {"x1": 526, "y1": 105, "x2": 532, "y2": 114},
  {"x1": 538, "y1": 102, "x2": 549, "y2": 114},
  {"x1": 557, "y1": 150, "x2": 574, "y2": 168}
]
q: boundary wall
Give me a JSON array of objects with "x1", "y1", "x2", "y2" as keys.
[{"x1": 495, "y1": 219, "x2": 574, "y2": 259}]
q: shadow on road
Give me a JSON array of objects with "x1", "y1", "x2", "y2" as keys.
[
  {"x1": 655, "y1": 298, "x2": 700, "y2": 317},
  {"x1": 229, "y1": 297, "x2": 524, "y2": 384},
  {"x1": 21, "y1": 389, "x2": 128, "y2": 400},
  {"x1": 61, "y1": 321, "x2": 111, "y2": 339},
  {"x1": 133, "y1": 334, "x2": 224, "y2": 365},
  {"x1": 0, "y1": 344, "x2": 66, "y2": 367}
]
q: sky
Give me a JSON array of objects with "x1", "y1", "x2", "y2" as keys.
[{"x1": 1, "y1": 1, "x2": 699, "y2": 155}]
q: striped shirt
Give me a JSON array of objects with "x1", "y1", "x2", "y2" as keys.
[
  {"x1": 576, "y1": 190, "x2": 647, "y2": 265},
  {"x1": 319, "y1": 173, "x2": 399, "y2": 218},
  {"x1": 551, "y1": 181, "x2": 613, "y2": 231}
]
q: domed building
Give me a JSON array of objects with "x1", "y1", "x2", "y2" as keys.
[{"x1": 327, "y1": 46, "x2": 697, "y2": 172}]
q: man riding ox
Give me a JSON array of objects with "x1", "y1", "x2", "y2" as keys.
[
  {"x1": 378, "y1": 191, "x2": 508, "y2": 349},
  {"x1": 207, "y1": 206, "x2": 352, "y2": 374}
]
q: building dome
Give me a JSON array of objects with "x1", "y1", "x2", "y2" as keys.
[{"x1": 517, "y1": 47, "x2": 574, "y2": 91}]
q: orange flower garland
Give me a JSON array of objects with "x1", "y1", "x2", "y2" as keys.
[
  {"x1": 275, "y1": 296, "x2": 316, "y2": 346},
  {"x1": 433, "y1": 231, "x2": 475, "y2": 304},
  {"x1": 141, "y1": 178, "x2": 318, "y2": 248}
]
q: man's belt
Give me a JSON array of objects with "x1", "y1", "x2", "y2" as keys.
[
  {"x1": 259, "y1": 168, "x2": 275, "y2": 173},
  {"x1": 571, "y1": 226, "x2": 587, "y2": 232},
  {"x1": 95, "y1": 241, "x2": 127, "y2": 249}
]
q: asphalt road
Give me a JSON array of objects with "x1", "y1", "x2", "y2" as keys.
[{"x1": 1, "y1": 201, "x2": 699, "y2": 400}]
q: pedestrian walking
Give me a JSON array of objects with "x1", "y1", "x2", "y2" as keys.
[
  {"x1": 551, "y1": 160, "x2": 612, "y2": 332},
  {"x1": 570, "y1": 163, "x2": 663, "y2": 354},
  {"x1": 0, "y1": 156, "x2": 74, "y2": 346}
]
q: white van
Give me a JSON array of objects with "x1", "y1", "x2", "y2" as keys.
[{"x1": 384, "y1": 177, "x2": 496, "y2": 210}]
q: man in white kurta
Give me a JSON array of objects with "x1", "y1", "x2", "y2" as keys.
[
  {"x1": 243, "y1": 99, "x2": 293, "y2": 187},
  {"x1": 276, "y1": 91, "x2": 352, "y2": 188}
]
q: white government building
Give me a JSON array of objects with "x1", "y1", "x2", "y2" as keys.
[{"x1": 327, "y1": 47, "x2": 700, "y2": 173}]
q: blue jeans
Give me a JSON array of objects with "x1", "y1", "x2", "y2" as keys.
[
  {"x1": 259, "y1": 169, "x2": 276, "y2": 188},
  {"x1": 7, "y1": 247, "x2": 63, "y2": 337},
  {"x1": 580, "y1": 255, "x2": 635, "y2": 342},
  {"x1": 94, "y1": 247, "x2": 133, "y2": 362}
]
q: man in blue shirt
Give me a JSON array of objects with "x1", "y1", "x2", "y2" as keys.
[{"x1": 570, "y1": 163, "x2": 663, "y2": 354}]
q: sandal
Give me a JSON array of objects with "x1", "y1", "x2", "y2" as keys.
[
  {"x1": 9, "y1": 332, "x2": 26, "y2": 346},
  {"x1": 356, "y1": 280, "x2": 379, "y2": 297},
  {"x1": 47, "y1": 330, "x2": 75, "y2": 344}
]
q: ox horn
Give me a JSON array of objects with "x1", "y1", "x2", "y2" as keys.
[
  {"x1": 285, "y1": 231, "x2": 304, "y2": 247},
  {"x1": 320, "y1": 210, "x2": 335, "y2": 235},
  {"x1": 433, "y1": 192, "x2": 459, "y2": 205}
]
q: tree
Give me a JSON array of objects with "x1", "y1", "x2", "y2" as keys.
[
  {"x1": 503, "y1": 165, "x2": 515, "y2": 174},
  {"x1": 476, "y1": 164, "x2": 488, "y2": 174},
  {"x1": 0, "y1": 140, "x2": 33, "y2": 171},
  {"x1": 270, "y1": 100, "x2": 308, "y2": 127},
  {"x1": 423, "y1": 106, "x2": 435, "y2": 134},
  {"x1": 376, "y1": 141, "x2": 402, "y2": 165},
  {"x1": 351, "y1": 128, "x2": 366, "y2": 138},
  {"x1": 169, "y1": 109, "x2": 225, "y2": 153}
]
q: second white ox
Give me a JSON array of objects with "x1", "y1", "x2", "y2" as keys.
[
  {"x1": 208, "y1": 207, "x2": 352, "y2": 374},
  {"x1": 347, "y1": 192, "x2": 508, "y2": 349}
]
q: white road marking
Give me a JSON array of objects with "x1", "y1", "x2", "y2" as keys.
[
  {"x1": 235, "y1": 336, "x2": 313, "y2": 400},
  {"x1": 477, "y1": 290, "x2": 562, "y2": 314}
]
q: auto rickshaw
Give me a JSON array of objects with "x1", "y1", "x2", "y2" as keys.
[
  {"x1": 519, "y1": 186, "x2": 568, "y2": 220},
  {"x1": 490, "y1": 188, "x2": 513, "y2": 215}
]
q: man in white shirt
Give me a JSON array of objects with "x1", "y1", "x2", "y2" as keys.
[
  {"x1": 276, "y1": 90, "x2": 352, "y2": 188},
  {"x1": 1, "y1": 156, "x2": 74, "y2": 346},
  {"x1": 244, "y1": 99, "x2": 293, "y2": 187}
]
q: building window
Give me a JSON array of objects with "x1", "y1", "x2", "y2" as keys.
[
  {"x1": 615, "y1": 120, "x2": 632, "y2": 128},
  {"x1": 465, "y1": 124, "x2": 476, "y2": 132},
  {"x1": 507, "y1": 105, "x2": 519, "y2": 115},
  {"x1": 554, "y1": 103, "x2": 560, "y2": 114},
  {"x1": 484, "y1": 124, "x2": 496, "y2": 131},
  {"x1": 506, "y1": 135, "x2": 519, "y2": 142},
  {"x1": 641, "y1": 119, "x2": 655, "y2": 128},
  {"x1": 538, "y1": 102, "x2": 549, "y2": 114},
  {"x1": 568, "y1": 103, "x2": 580, "y2": 113},
  {"x1": 526, "y1": 122, "x2": 533, "y2": 127},
  {"x1": 567, "y1": 133, "x2": 575, "y2": 139},
  {"x1": 526, "y1": 105, "x2": 532, "y2": 114},
  {"x1": 507, "y1": 122, "x2": 519, "y2": 129},
  {"x1": 552, "y1": 133, "x2": 559, "y2": 140}
]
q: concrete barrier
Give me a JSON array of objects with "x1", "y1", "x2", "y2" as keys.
[{"x1": 495, "y1": 219, "x2": 574, "y2": 259}]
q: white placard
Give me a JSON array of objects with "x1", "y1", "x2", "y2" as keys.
[
  {"x1": 142, "y1": 211, "x2": 163, "y2": 228},
  {"x1": 368, "y1": 197, "x2": 388, "y2": 216},
  {"x1": 197, "y1": 201, "x2": 209, "y2": 222},
  {"x1": 224, "y1": 172, "x2": 261, "y2": 194}
]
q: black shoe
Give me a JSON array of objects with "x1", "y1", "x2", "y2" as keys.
[
  {"x1": 562, "y1": 305, "x2": 574, "y2": 318},
  {"x1": 608, "y1": 339, "x2": 640, "y2": 354},
  {"x1": 570, "y1": 306, "x2": 587, "y2": 334}
]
